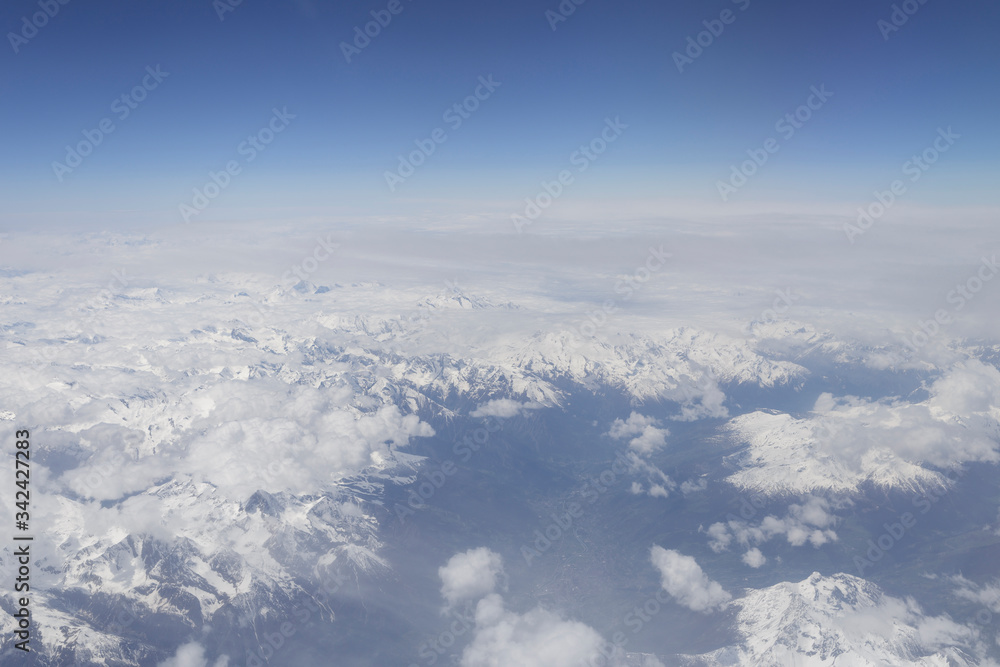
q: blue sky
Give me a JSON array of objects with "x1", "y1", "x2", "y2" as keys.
[{"x1": 2, "y1": 0, "x2": 998, "y2": 227}]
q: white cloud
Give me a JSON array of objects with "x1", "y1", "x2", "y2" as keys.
[
  {"x1": 915, "y1": 615, "x2": 976, "y2": 651},
  {"x1": 437, "y1": 551, "x2": 623, "y2": 666},
  {"x1": 9, "y1": 222, "x2": 1000, "y2": 663},
  {"x1": 604, "y1": 415, "x2": 674, "y2": 495},
  {"x1": 705, "y1": 496, "x2": 839, "y2": 551},
  {"x1": 952, "y1": 575, "x2": 1000, "y2": 613},
  {"x1": 705, "y1": 522, "x2": 732, "y2": 553},
  {"x1": 812, "y1": 362, "x2": 1000, "y2": 469},
  {"x1": 728, "y1": 361, "x2": 1000, "y2": 494},
  {"x1": 742, "y1": 548, "x2": 766, "y2": 568},
  {"x1": 681, "y1": 478, "x2": 708, "y2": 494},
  {"x1": 439, "y1": 547, "x2": 505, "y2": 608},
  {"x1": 928, "y1": 360, "x2": 1000, "y2": 416},
  {"x1": 460, "y1": 594, "x2": 611, "y2": 667},
  {"x1": 673, "y1": 378, "x2": 728, "y2": 422},
  {"x1": 607, "y1": 412, "x2": 657, "y2": 439},
  {"x1": 470, "y1": 399, "x2": 541, "y2": 419},
  {"x1": 56, "y1": 383, "x2": 436, "y2": 502},
  {"x1": 791, "y1": 495, "x2": 837, "y2": 528},
  {"x1": 650, "y1": 546, "x2": 731, "y2": 613},
  {"x1": 629, "y1": 426, "x2": 668, "y2": 455},
  {"x1": 686, "y1": 572, "x2": 998, "y2": 665},
  {"x1": 607, "y1": 412, "x2": 669, "y2": 454},
  {"x1": 157, "y1": 643, "x2": 228, "y2": 667},
  {"x1": 648, "y1": 484, "x2": 669, "y2": 498},
  {"x1": 621, "y1": 452, "x2": 675, "y2": 498}
]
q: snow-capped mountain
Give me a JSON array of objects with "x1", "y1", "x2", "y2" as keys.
[
  {"x1": 685, "y1": 572, "x2": 990, "y2": 666},
  {"x1": 1, "y1": 228, "x2": 998, "y2": 665},
  {"x1": 723, "y1": 410, "x2": 947, "y2": 495}
]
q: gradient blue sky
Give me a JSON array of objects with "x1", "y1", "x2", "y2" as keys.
[{"x1": 2, "y1": 0, "x2": 998, "y2": 227}]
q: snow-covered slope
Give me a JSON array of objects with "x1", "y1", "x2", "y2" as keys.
[
  {"x1": 686, "y1": 572, "x2": 988, "y2": 666},
  {"x1": 723, "y1": 359, "x2": 1000, "y2": 495},
  {"x1": 724, "y1": 411, "x2": 946, "y2": 495},
  {"x1": 3, "y1": 229, "x2": 999, "y2": 665},
  {"x1": 492, "y1": 328, "x2": 806, "y2": 413}
]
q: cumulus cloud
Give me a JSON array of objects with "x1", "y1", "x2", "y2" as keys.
[
  {"x1": 439, "y1": 547, "x2": 505, "y2": 609},
  {"x1": 928, "y1": 360, "x2": 1000, "y2": 417},
  {"x1": 648, "y1": 484, "x2": 669, "y2": 498},
  {"x1": 470, "y1": 398, "x2": 541, "y2": 419},
  {"x1": 621, "y1": 451, "x2": 675, "y2": 499},
  {"x1": 704, "y1": 496, "x2": 839, "y2": 552},
  {"x1": 742, "y1": 548, "x2": 766, "y2": 568},
  {"x1": 440, "y1": 551, "x2": 622, "y2": 667},
  {"x1": 672, "y1": 376, "x2": 729, "y2": 422},
  {"x1": 811, "y1": 362, "x2": 1000, "y2": 469},
  {"x1": 704, "y1": 522, "x2": 732, "y2": 553},
  {"x1": 157, "y1": 643, "x2": 228, "y2": 667},
  {"x1": 628, "y1": 426, "x2": 668, "y2": 455},
  {"x1": 650, "y1": 546, "x2": 731, "y2": 613},
  {"x1": 681, "y1": 478, "x2": 708, "y2": 494},
  {"x1": 724, "y1": 360, "x2": 1000, "y2": 495},
  {"x1": 461, "y1": 594, "x2": 612, "y2": 667},
  {"x1": 607, "y1": 412, "x2": 669, "y2": 455}
]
